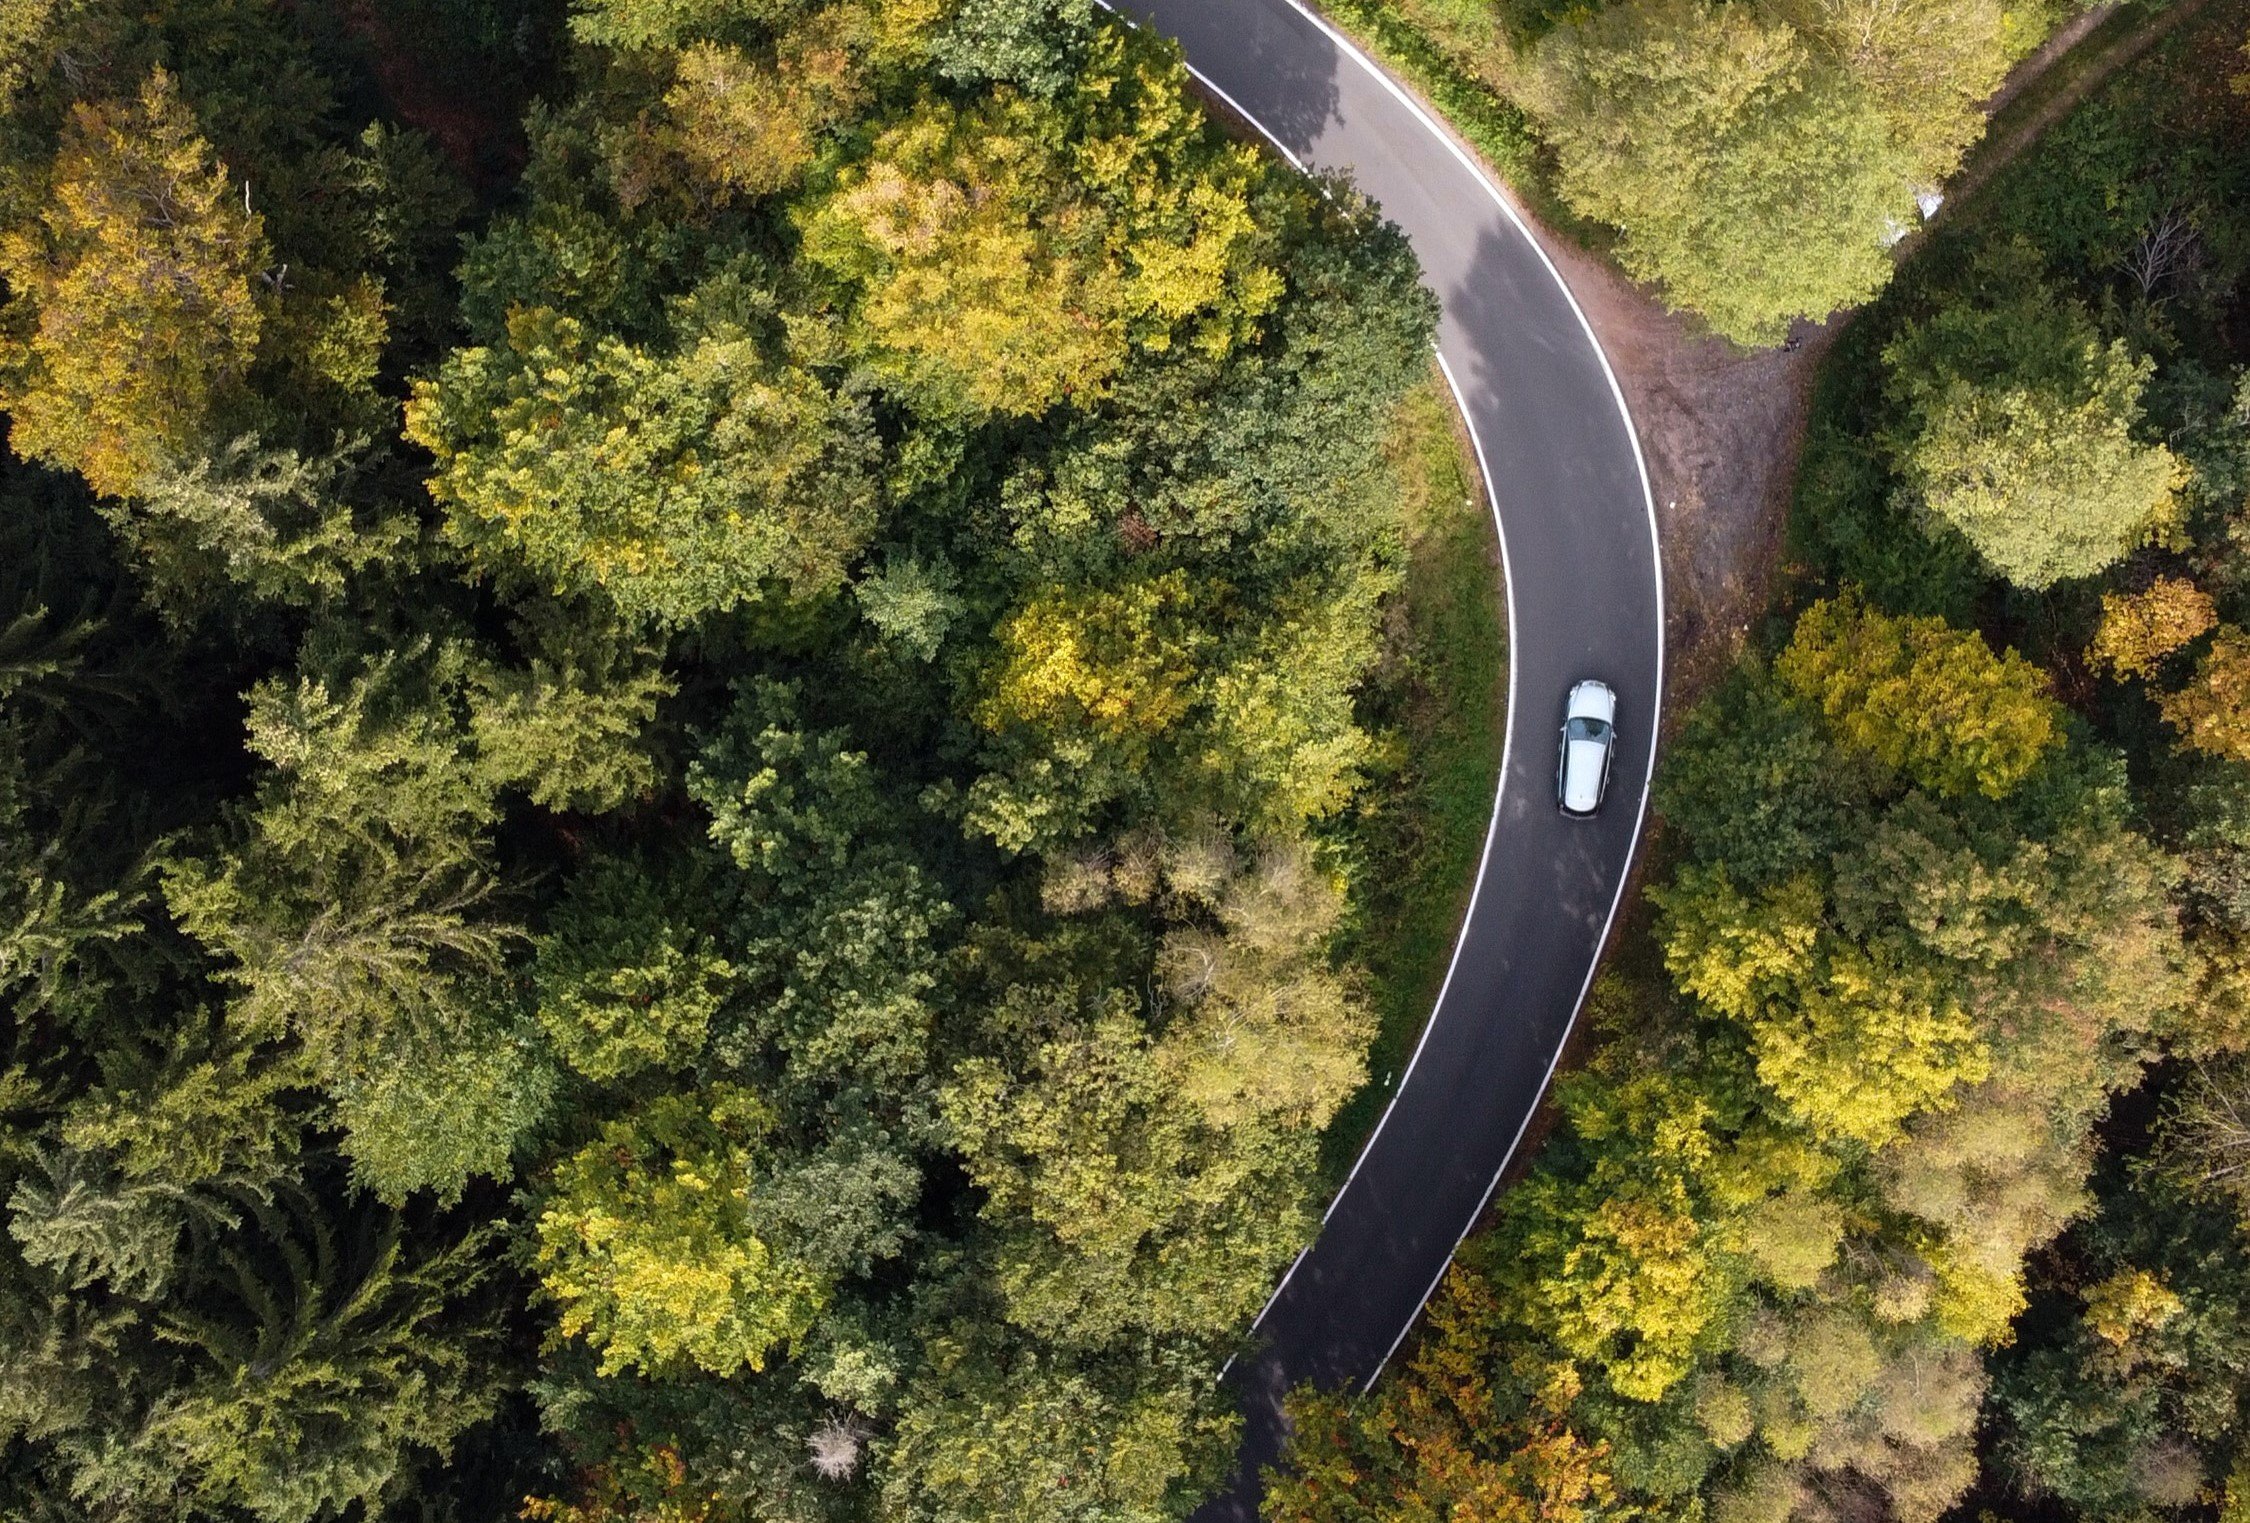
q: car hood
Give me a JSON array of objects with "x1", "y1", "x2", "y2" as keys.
[{"x1": 1566, "y1": 683, "x2": 1617, "y2": 725}]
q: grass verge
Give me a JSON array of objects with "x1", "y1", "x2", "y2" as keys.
[
  {"x1": 1326, "y1": 371, "x2": 1508, "y2": 1183},
  {"x1": 1300, "y1": 0, "x2": 1604, "y2": 240}
]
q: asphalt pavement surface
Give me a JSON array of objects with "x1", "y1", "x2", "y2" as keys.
[{"x1": 1106, "y1": 3, "x2": 1666, "y2": 1518}]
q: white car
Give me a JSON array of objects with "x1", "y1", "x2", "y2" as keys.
[{"x1": 1556, "y1": 680, "x2": 1618, "y2": 818}]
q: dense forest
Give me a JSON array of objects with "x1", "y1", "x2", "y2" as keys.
[
  {"x1": 0, "y1": 1, "x2": 1457, "y2": 1518},
  {"x1": 1267, "y1": 3, "x2": 2250, "y2": 1522},
  {"x1": 11, "y1": 0, "x2": 2250, "y2": 1520}
]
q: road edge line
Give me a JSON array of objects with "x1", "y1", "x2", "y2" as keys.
[
  {"x1": 1096, "y1": 0, "x2": 1669, "y2": 1389},
  {"x1": 1258, "y1": 1, "x2": 1668, "y2": 1388}
]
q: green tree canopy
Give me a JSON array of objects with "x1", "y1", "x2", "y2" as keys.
[
  {"x1": 1521, "y1": 0, "x2": 2028, "y2": 343},
  {"x1": 1524, "y1": 0, "x2": 1914, "y2": 344},
  {"x1": 407, "y1": 305, "x2": 881, "y2": 626},
  {"x1": 1883, "y1": 263, "x2": 2185, "y2": 588},
  {"x1": 0, "y1": 4, "x2": 1445, "y2": 1518}
]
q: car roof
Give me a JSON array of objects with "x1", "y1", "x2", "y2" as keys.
[
  {"x1": 1566, "y1": 680, "x2": 1616, "y2": 725},
  {"x1": 1561, "y1": 737, "x2": 1606, "y2": 812}
]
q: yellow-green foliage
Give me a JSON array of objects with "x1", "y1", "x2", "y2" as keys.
[
  {"x1": 533, "y1": 1089, "x2": 827, "y2": 1377},
  {"x1": 407, "y1": 305, "x2": 880, "y2": 626},
  {"x1": 1663, "y1": 865, "x2": 1990, "y2": 1147},
  {"x1": 879, "y1": 1332, "x2": 1222, "y2": 1523},
  {"x1": 1776, "y1": 593, "x2": 2061, "y2": 797},
  {"x1": 1523, "y1": 0, "x2": 1910, "y2": 344},
  {"x1": 533, "y1": 858, "x2": 737, "y2": 1082},
  {"x1": 1151, "y1": 839, "x2": 1373, "y2": 1130},
  {"x1": 2090, "y1": 577, "x2": 2217, "y2": 679},
  {"x1": 940, "y1": 994, "x2": 1324, "y2": 1343},
  {"x1": 1508, "y1": 0, "x2": 2031, "y2": 341},
  {"x1": 939, "y1": 837, "x2": 1372, "y2": 1346},
  {"x1": 2161, "y1": 626, "x2": 2250, "y2": 763},
  {"x1": 654, "y1": 28, "x2": 865, "y2": 204},
  {"x1": 0, "y1": 0, "x2": 61, "y2": 95},
  {"x1": 1882, "y1": 262, "x2": 2186, "y2": 588},
  {"x1": 1499, "y1": 1070, "x2": 1754, "y2": 1401},
  {"x1": 796, "y1": 28, "x2": 1282, "y2": 418},
  {"x1": 2082, "y1": 1268, "x2": 2184, "y2": 1348},
  {"x1": 1197, "y1": 578, "x2": 1386, "y2": 827},
  {"x1": 978, "y1": 572, "x2": 1200, "y2": 742},
  {"x1": 1897, "y1": 361, "x2": 2184, "y2": 588}
]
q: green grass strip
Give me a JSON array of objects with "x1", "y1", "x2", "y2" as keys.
[{"x1": 1326, "y1": 375, "x2": 1509, "y2": 1182}]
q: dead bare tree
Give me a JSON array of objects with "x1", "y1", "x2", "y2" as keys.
[
  {"x1": 807, "y1": 1415, "x2": 872, "y2": 1482},
  {"x1": 2160, "y1": 1059, "x2": 2250, "y2": 1210},
  {"x1": 2123, "y1": 204, "x2": 2201, "y2": 298}
]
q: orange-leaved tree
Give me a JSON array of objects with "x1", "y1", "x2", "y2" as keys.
[
  {"x1": 1266, "y1": 1268, "x2": 1622, "y2": 1523},
  {"x1": 2090, "y1": 577, "x2": 2218, "y2": 679},
  {"x1": 0, "y1": 68, "x2": 266, "y2": 497}
]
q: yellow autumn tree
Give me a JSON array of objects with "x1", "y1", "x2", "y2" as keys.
[
  {"x1": 1657, "y1": 864, "x2": 1991, "y2": 1147},
  {"x1": 1269, "y1": 1277, "x2": 1622, "y2": 1523},
  {"x1": 794, "y1": 29, "x2": 1280, "y2": 418},
  {"x1": 1497, "y1": 1072, "x2": 1739, "y2": 1401},
  {"x1": 2082, "y1": 1268, "x2": 2183, "y2": 1348},
  {"x1": 405, "y1": 306, "x2": 879, "y2": 626},
  {"x1": 2160, "y1": 626, "x2": 2250, "y2": 762},
  {"x1": 2090, "y1": 576, "x2": 2218, "y2": 679},
  {"x1": 1151, "y1": 839, "x2": 1372, "y2": 1130},
  {"x1": 1776, "y1": 592, "x2": 2061, "y2": 798},
  {"x1": 797, "y1": 99, "x2": 1133, "y2": 418},
  {"x1": 665, "y1": 25, "x2": 863, "y2": 202},
  {"x1": 532, "y1": 1088, "x2": 827, "y2": 1378},
  {"x1": 978, "y1": 573, "x2": 1199, "y2": 743},
  {"x1": 601, "y1": 12, "x2": 870, "y2": 211},
  {"x1": 1196, "y1": 581, "x2": 1384, "y2": 827},
  {"x1": 0, "y1": 68, "x2": 266, "y2": 497},
  {"x1": 1746, "y1": 945, "x2": 1989, "y2": 1148}
]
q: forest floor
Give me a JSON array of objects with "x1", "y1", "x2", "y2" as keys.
[{"x1": 325, "y1": 0, "x2": 539, "y2": 190}]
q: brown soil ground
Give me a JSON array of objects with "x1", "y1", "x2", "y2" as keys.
[{"x1": 1525, "y1": 224, "x2": 1818, "y2": 709}]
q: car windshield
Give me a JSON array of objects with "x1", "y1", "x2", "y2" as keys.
[{"x1": 1566, "y1": 716, "x2": 1610, "y2": 742}]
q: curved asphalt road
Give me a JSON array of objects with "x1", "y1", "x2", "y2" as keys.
[{"x1": 1106, "y1": 4, "x2": 1666, "y2": 1518}]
